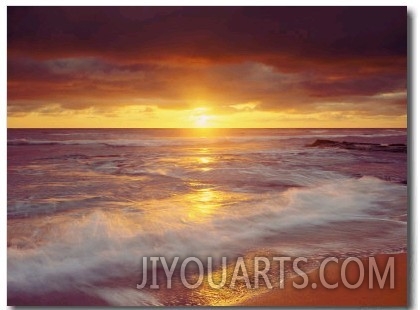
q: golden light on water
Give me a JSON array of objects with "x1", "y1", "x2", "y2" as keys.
[
  {"x1": 184, "y1": 187, "x2": 221, "y2": 222},
  {"x1": 198, "y1": 157, "x2": 211, "y2": 164},
  {"x1": 193, "y1": 254, "x2": 274, "y2": 306}
]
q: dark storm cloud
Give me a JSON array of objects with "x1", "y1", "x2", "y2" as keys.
[
  {"x1": 7, "y1": 6, "x2": 407, "y2": 116},
  {"x1": 8, "y1": 7, "x2": 406, "y2": 61}
]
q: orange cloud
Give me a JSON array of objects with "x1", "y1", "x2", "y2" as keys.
[{"x1": 7, "y1": 7, "x2": 407, "y2": 127}]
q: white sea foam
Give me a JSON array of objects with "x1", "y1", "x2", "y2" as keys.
[
  {"x1": 88, "y1": 288, "x2": 163, "y2": 306},
  {"x1": 8, "y1": 176, "x2": 406, "y2": 298}
]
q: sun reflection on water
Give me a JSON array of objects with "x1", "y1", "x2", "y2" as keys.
[
  {"x1": 183, "y1": 187, "x2": 221, "y2": 222},
  {"x1": 198, "y1": 157, "x2": 212, "y2": 165}
]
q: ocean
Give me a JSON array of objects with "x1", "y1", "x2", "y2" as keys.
[{"x1": 7, "y1": 128, "x2": 407, "y2": 306}]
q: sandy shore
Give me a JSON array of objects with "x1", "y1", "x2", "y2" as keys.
[
  {"x1": 9, "y1": 253, "x2": 407, "y2": 306},
  {"x1": 240, "y1": 253, "x2": 407, "y2": 307}
]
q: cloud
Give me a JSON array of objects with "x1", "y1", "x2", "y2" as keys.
[
  {"x1": 8, "y1": 7, "x2": 406, "y2": 62},
  {"x1": 7, "y1": 7, "x2": 407, "y2": 123}
]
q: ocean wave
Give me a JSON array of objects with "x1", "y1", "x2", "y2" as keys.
[{"x1": 8, "y1": 176, "x2": 406, "y2": 301}]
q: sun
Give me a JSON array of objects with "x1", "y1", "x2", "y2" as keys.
[
  {"x1": 190, "y1": 106, "x2": 214, "y2": 128},
  {"x1": 196, "y1": 115, "x2": 209, "y2": 127}
]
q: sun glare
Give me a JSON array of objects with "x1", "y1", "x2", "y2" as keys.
[
  {"x1": 191, "y1": 107, "x2": 212, "y2": 128},
  {"x1": 196, "y1": 115, "x2": 208, "y2": 127}
]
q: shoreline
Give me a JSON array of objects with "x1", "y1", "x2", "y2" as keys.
[
  {"x1": 8, "y1": 252, "x2": 407, "y2": 306},
  {"x1": 240, "y1": 252, "x2": 407, "y2": 307}
]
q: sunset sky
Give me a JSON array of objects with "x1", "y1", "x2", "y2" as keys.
[{"x1": 7, "y1": 6, "x2": 407, "y2": 128}]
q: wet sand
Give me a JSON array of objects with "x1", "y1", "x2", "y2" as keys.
[
  {"x1": 8, "y1": 253, "x2": 407, "y2": 306},
  {"x1": 240, "y1": 253, "x2": 407, "y2": 307}
]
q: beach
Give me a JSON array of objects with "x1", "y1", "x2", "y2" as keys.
[{"x1": 241, "y1": 253, "x2": 407, "y2": 306}]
